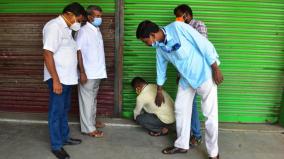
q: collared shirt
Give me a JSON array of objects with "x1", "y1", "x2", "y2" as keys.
[
  {"x1": 189, "y1": 19, "x2": 208, "y2": 38},
  {"x1": 156, "y1": 21, "x2": 220, "y2": 89},
  {"x1": 42, "y1": 16, "x2": 78, "y2": 85},
  {"x1": 133, "y1": 84, "x2": 175, "y2": 124},
  {"x1": 76, "y1": 22, "x2": 107, "y2": 79}
]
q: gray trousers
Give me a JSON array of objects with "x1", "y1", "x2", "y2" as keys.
[
  {"x1": 136, "y1": 113, "x2": 170, "y2": 133},
  {"x1": 78, "y1": 79, "x2": 101, "y2": 133}
]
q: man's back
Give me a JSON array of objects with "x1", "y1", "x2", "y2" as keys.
[{"x1": 134, "y1": 84, "x2": 175, "y2": 124}]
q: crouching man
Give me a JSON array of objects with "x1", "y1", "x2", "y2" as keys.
[{"x1": 131, "y1": 77, "x2": 175, "y2": 136}]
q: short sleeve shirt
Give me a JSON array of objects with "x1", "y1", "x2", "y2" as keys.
[{"x1": 42, "y1": 16, "x2": 78, "y2": 85}]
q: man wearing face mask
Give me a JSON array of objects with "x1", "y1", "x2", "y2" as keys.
[
  {"x1": 76, "y1": 5, "x2": 107, "y2": 138},
  {"x1": 42, "y1": 2, "x2": 85, "y2": 159},
  {"x1": 175, "y1": 4, "x2": 207, "y2": 38},
  {"x1": 136, "y1": 20, "x2": 223, "y2": 159},
  {"x1": 174, "y1": 4, "x2": 209, "y2": 148},
  {"x1": 131, "y1": 77, "x2": 175, "y2": 136}
]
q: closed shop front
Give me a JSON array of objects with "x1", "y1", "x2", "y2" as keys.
[{"x1": 122, "y1": 0, "x2": 284, "y2": 123}]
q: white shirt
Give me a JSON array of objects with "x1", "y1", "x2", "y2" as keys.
[
  {"x1": 133, "y1": 84, "x2": 175, "y2": 124},
  {"x1": 76, "y1": 22, "x2": 107, "y2": 79},
  {"x1": 42, "y1": 16, "x2": 78, "y2": 85}
]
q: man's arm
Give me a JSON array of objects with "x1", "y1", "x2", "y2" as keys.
[
  {"x1": 77, "y1": 50, "x2": 87, "y2": 84},
  {"x1": 133, "y1": 98, "x2": 144, "y2": 120},
  {"x1": 155, "y1": 50, "x2": 168, "y2": 106},
  {"x1": 75, "y1": 29, "x2": 88, "y2": 85},
  {"x1": 211, "y1": 62, "x2": 224, "y2": 85},
  {"x1": 42, "y1": 24, "x2": 62, "y2": 94},
  {"x1": 155, "y1": 85, "x2": 165, "y2": 106},
  {"x1": 43, "y1": 50, "x2": 62, "y2": 94}
]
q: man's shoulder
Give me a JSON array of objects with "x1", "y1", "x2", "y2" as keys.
[
  {"x1": 147, "y1": 83, "x2": 157, "y2": 89},
  {"x1": 43, "y1": 17, "x2": 61, "y2": 31},
  {"x1": 167, "y1": 21, "x2": 188, "y2": 29},
  {"x1": 190, "y1": 19, "x2": 206, "y2": 26}
]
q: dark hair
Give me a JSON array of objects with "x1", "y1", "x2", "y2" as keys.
[
  {"x1": 131, "y1": 77, "x2": 147, "y2": 88},
  {"x1": 174, "y1": 4, "x2": 193, "y2": 17},
  {"x1": 136, "y1": 20, "x2": 160, "y2": 39},
  {"x1": 86, "y1": 5, "x2": 103, "y2": 16},
  {"x1": 62, "y1": 2, "x2": 86, "y2": 16}
]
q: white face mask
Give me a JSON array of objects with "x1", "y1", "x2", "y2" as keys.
[{"x1": 70, "y1": 22, "x2": 81, "y2": 31}]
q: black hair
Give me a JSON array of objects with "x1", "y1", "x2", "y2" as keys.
[
  {"x1": 62, "y1": 2, "x2": 86, "y2": 17},
  {"x1": 174, "y1": 4, "x2": 193, "y2": 17},
  {"x1": 86, "y1": 5, "x2": 103, "y2": 16},
  {"x1": 131, "y1": 77, "x2": 147, "y2": 88},
  {"x1": 136, "y1": 20, "x2": 160, "y2": 39}
]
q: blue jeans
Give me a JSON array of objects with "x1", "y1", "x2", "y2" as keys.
[
  {"x1": 191, "y1": 95, "x2": 202, "y2": 139},
  {"x1": 47, "y1": 79, "x2": 72, "y2": 150}
]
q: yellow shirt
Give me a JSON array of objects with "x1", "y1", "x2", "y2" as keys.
[{"x1": 133, "y1": 84, "x2": 175, "y2": 124}]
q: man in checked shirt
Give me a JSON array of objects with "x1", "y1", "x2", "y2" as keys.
[{"x1": 174, "y1": 4, "x2": 208, "y2": 148}]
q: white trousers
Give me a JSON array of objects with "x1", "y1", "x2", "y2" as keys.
[
  {"x1": 174, "y1": 79, "x2": 219, "y2": 157},
  {"x1": 78, "y1": 79, "x2": 101, "y2": 133}
]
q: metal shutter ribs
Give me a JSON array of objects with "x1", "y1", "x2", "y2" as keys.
[{"x1": 122, "y1": 0, "x2": 284, "y2": 123}]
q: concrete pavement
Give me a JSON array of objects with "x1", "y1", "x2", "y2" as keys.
[{"x1": 0, "y1": 118, "x2": 284, "y2": 159}]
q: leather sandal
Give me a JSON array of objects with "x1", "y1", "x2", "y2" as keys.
[
  {"x1": 148, "y1": 131, "x2": 168, "y2": 137},
  {"x1": 162, "y1": 146, "x2": 188, "y2": 154},
  {"x1": 87, "y1": 130, "x2": 104, "y2": 138}
]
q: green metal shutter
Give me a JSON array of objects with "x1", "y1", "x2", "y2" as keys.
[
  {"x1": 123, "y1": 0, "x2": 284, "y2": 123},
  {"x1": 0, "y1": 0, "x2": 115, "y2": 13}
]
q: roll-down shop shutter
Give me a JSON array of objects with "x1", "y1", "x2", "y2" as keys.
[
  {"x1": 0, "y1": 0, "x2": 116, "y2": 116},
  {"x1": 122, "y1": 0, "x2": 284, "y2": 123}
]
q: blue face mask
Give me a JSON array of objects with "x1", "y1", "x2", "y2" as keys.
[{"x1": 92, "y1": 17, "x2": 102, "y2": 27}]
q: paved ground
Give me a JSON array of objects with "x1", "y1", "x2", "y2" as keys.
[{"x1": 0, "y1": 118, "x2": 284, "y2": 159}]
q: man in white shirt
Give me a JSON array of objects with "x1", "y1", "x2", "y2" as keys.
[
  {"x1": 43, "y1": 2, "x2": 85, "y2": 159},
  {"x1": 131, "y1": 77, "x2": 175, "y2": 136},
  {"x1": 76, "y1": 5, "x2": 107, "y2": 138}
]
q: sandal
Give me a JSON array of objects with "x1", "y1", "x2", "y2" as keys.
[
  {"x1": 95, "y1": 121, "x2": 105, "y2": 128},
  {"x1": 87, "y1": 130, "x2": 104, "y2": 138},
  {"x1": 162, "y1": 146, "x2": 188, "y2": 154},
  {"x1": 148, "y1": 131, "x2": 168, "y2": 137}
]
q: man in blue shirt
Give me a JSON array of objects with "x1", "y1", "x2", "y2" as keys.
[{"x1": 136, "y1": 20, "x2": 223, "y2": 159}]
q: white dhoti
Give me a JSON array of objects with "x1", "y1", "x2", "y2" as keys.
[
  {"x1": 78, "y1": 79, "x2": 101, "y2": 133},
  {"x1": 174, "y1": 79, "x2": 219, "y2": 157}
]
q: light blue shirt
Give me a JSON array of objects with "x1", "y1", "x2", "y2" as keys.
[{"x1": 156, "y1": 21, "x2": 220, "y2": 89}]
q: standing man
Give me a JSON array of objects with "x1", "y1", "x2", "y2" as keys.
[
  {"x1": 174, "y1": 4, "x2": 208, "y2": 147},
  {"x1": 136, "y1": 20, "x2": 223, "y2": 159},
  {"x1": 131, "y1": 77, "x2": 175, "y2": 136},
  {"x1": 43, "y1": 2, "x2": 85, "y2": 159},
  {"x1": 76, "y1": 5, "x2": 107, "y2": 138}
]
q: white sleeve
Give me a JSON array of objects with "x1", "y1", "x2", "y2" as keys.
[
  {"x1": 76, "y1": 29, "x2": 85, "y2": 51},
  {"x1": 42, "y1": 23, "x2": 61, "y2": 53}
]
